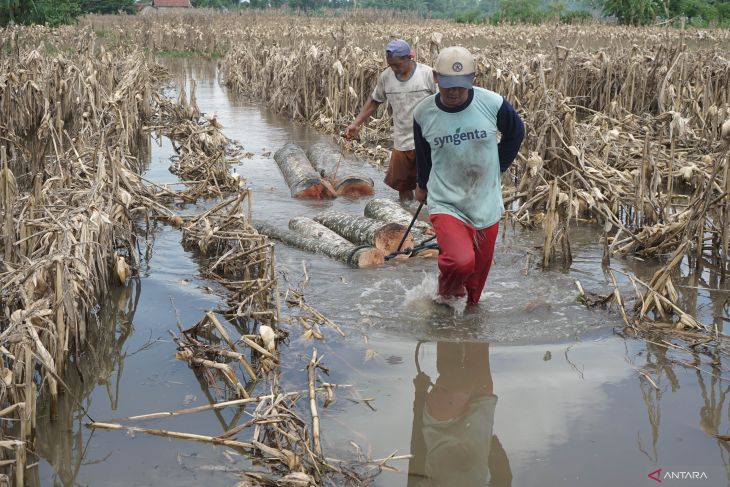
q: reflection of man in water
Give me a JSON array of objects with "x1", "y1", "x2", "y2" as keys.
[{"x1": 408, "y1": 341, "x2": 512, "y2": 486}]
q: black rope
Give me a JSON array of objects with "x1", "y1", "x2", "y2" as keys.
[
  {"x1": 384, "y1": 236, "x2": 440, "y2": 261},
  {"x1": 416, "y1": 235, "x2": 437, "y2": 246},
  {"x1": 347, "y1": 244, "x2": 373, "y2": 266},
  {"x1": 396, "y1": 201, "x2": 424, "y2": 252}
]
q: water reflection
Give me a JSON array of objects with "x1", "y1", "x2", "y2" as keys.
[
  {"x1": 32, "y1": 279, "x2": 141, "y2": 487},
  {"x1": 408, "y1": 341, "x2": 511, "y2": 486},
  {"x1": 637, "y1": 340, "x2": 730, "y2": 485},
  {"x1": 619, "y1": 252, "x2": 730, "y2": 335},
  {"x1": 696, "y1": 366, "x2": 730, "y2": 486}
]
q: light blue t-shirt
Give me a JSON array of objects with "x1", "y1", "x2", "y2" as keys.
[{"x1": 413, "y1": 87, "x2": 505, "y2": 229}]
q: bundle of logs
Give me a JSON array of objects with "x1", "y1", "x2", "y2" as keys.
[
  {"x1": 255, "y1": 198, "x2": 436, "y2": 268},
  {"x1": 274, "y1": 142, "x2": 374, "y2": 199}
]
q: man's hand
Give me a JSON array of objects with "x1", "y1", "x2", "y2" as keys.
[
  {"x1": 344, "y1": 123, "x2": 360, "y2": 141},
  {"x1": 346, "y1": 98, "x2": 380, "y2": 141},
  {"x1": 415, "y1": 186, "x2": 427, "y2": 203}
]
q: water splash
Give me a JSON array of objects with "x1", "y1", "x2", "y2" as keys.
[{"x1": 404, "y1": 272, "x2": 467, "y2": 316}]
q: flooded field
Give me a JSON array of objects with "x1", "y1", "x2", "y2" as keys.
[{"x1": 23, "y1": 58, "x2": 730, "y2": 487}]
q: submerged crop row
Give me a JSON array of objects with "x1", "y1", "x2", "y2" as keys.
[{"x1": 0, "y1": 27, "x2": 170, "y2": 483}]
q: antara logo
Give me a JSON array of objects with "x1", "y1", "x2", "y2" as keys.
[
  {"x1": 647, "y1": 468, "x2": 709, "y2": 483},
  {"x1": 648, "y1": 469, "x2": 662, "y2": 483},
  {"x1": 433, "y1": 127, "x2": 488, "y2": 148}
]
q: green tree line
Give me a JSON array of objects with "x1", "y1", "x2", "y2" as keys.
[
  {"x1": 598, "y1": 0, "x2": 730, "y2": 25},
  {"x1": 245, "y1": 0, "x2": 730, "y2": 26},
  {"x1": 1, "y1": 0, "x2": 729, "y2": 27},
  {"x1": 0, "y1": 0, "x2": 134, "y2": 26},
  {"x1": 191, "y1": 0, "x2": 241, "y2": 7}
]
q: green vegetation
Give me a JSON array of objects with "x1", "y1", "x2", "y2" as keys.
[
  {"x1": 249, "y1": 0, "x2": 730, "y2": 26},
  {"x1": 80, "y1": 0, "x2": 135, "y2": 14},
  {"x1": 0, "y1": 0, "x2": 131, "y2": 26},
  {"x1": 595, "y1": 0, "x2": 730, "y2": 25},
  {"x1": 1, "y1": 0, "x2": 729, "y2": 28},
  {"x1": 447, "y1": 0, "x2": 593, "y2": 24},
  {"x1": 597, "y1": 0, "x2": 662, "y2": 25},
  {"x1": 191, "y1": 0, "x2": 241, "y2": 7},
  {"x1": 1, "y1": 0, "x2": 81, "y2": 26}
]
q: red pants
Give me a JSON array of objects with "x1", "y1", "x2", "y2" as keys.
[{"x1": 430, "y1": 214, "x2": 499, "y2": 305}]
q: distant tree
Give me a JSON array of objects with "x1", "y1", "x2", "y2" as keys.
[
  {"x1": 493, "y1": 0, "x2": 546, "y2": 23},
  {"x1": 596, "y1": 0, "x2": 662, "y2": 24},
  {"x1": 719, "y1": 0, "x2": 730, "y2": 23},
  {"x1": 287, "y1": 0, "x2": 324, "y2": 10},
  {"x1": 548, "y1": 0, "x2": 567, "y2": 18},
  {"x1": 360, "y1": 0, "x2": 428, "y2": 14},
  {"x1": 45, "y1": 0, "x2": 82, "y2": 24},
  {"x1": 191, "y1": 0, "x2": 241, "y2": 7},
  {"x1": 668, "y1": 0, "x2": 718, "y2": 22},
  {"x1": 1, "y1": 0, "x2": 81, "y2": 26},
  {"x1": 80, "y1": 0, "x2": 134, "y2": 14}
]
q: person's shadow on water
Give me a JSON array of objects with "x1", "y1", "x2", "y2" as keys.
[{"x1": 407, "y1": 340, "x2": 512, "y2": 487}]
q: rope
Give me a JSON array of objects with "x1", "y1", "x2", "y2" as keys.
[
  {"x1": 346, "y1": 244, "x2": 372, "y2": 266},
  {"x1": 384, "y1": 236, "x2": 440, "y2": 261}
]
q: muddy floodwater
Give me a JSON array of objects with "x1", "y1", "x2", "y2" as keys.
[{"x1": 33, "y1": 59, "x2": 730, "y2": 487}]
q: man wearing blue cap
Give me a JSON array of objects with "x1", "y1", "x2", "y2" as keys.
[
  {"x1": 345, "y1": 39, "x2": 436, "y2": 201},
  {"x1": 413, "y1": 46, "x2": 524, "y2": 307}
]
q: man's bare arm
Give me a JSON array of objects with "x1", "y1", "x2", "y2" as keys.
[{"x1": 345, "y1": 97, "x2": 382, "y2": 139}]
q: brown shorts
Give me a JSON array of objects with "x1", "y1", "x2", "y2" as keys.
[{"x1": 383, "y1": 149, "x2": 417, "y2": 192}]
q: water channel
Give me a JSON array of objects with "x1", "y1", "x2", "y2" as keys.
[{"x1": 32, "y1": 58, "x2": 730, "y2": 487}]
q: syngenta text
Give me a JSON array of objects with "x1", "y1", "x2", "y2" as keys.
[{"x1": 433, "y1": 127, "x2": 488, "y2": 148}]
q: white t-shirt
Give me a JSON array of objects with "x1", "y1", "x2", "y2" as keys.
[{"x1": 371, "y1": 62, "x2": 436, "y2": 151}]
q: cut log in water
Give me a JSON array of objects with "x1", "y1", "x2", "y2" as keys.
[
  {"x1": 364, "y1": 198, "x2": 434, "y2": 235},
  {"x1": 363, "y1": 198, "x2": 436, "y2": 251},
  {"x1": 305, "y1": 143, "x2": 374, "y2": 197},
  {"x1": 274, "y1": 143, "x2": 336, "y2": 199},
  {"x1": 313, "y1": 211, "x2": 413, "y2": 254},
  {"x1": 254, "y1": 220, "x2": 383, "y2": 268}
]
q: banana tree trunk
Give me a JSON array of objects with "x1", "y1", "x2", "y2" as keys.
[
  {"x1": 289, "y1": 217, "x2": 384, "y2": 267},
  {"x1": 306, "y1": 143, "x2": 374, "y2": 197},
  {"x1": 363, "y1": 198, "x2": 435, "y2": 244},
  {"x1": 313, "y1": 210, "x2": 413, "y2": 253},
  {"x1": 254, "y1": 220, "x2": 382, "y2": 268},
  {"x1": 274, "y1": 143, "x2": 336, "y2": 199}
]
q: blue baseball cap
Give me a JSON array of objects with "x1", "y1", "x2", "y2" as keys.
[{"x1": 385, "y1": 39, "x2": 414, "y2": 58}]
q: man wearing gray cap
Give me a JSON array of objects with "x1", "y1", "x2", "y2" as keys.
[
  {"x1": 413, "y1": 46, "x2": 524, "y2": 307},
  {"x1": 345, "y1": 39, "x2": 436, "y2": 201}
]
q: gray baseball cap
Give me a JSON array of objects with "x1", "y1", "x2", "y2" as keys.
[{"x1": 435, "y1": 46, "x2": 475, "y2": 89}]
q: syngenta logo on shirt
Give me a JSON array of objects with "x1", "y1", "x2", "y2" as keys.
[{"x1": 433, "y1": 127, "x2": 488, "y2": 148}]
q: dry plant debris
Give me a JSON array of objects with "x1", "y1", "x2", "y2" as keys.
[
  {"x1": 1, "y1": 13, "x2": 729, "y2": 485},
  {"x1": 0, "y1": 34, "x2": 165, "y2": 481}
]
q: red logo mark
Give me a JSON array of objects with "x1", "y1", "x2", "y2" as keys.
[{"x1": 648, "y1": 469, "x2": 662, "y2": 483}]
